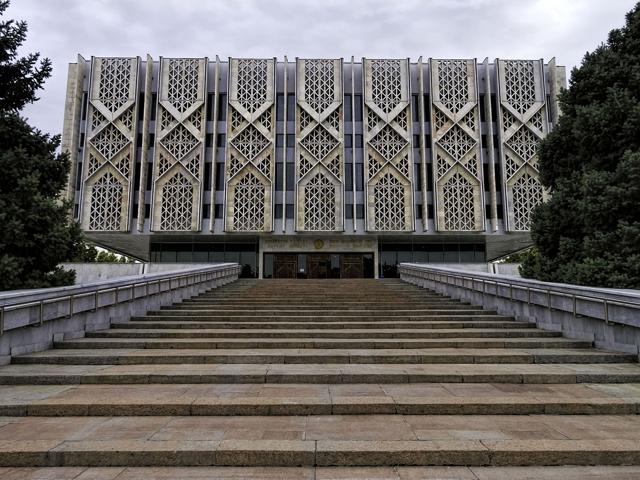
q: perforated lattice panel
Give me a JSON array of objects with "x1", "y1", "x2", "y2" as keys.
[
  {"x1": 512, "y1": 172, "x2": 543, "y2": 231},
  {"x1": 442, "y1": 172, "x2": 475, "y2": 231},
  {"x1": 151, "y1": 57, "x2": 206, "y2": 232},
  {"x1": 81, "y1": 57, "x2": 137, "y2": 232},
  {"x1": 303, "y1": 172, "x2": 336, "y2": 231},
  {"x1": 160, "y1": 172, "x2": 194, "y2": 231},
  {"x1": 232, "y1": 172, "x2": 266, "y2": 231},
  {"x1": 498, "y1": 59, "x2": 548, "y2": 231},
  {"x1": 88, "y1": 172, "x2": 123, "y2": 231},
  {"x1": 295, "y1": 59, "x2": 343, "y2": 232},
  {"x1": 430, "y1": 59, "x2": 483, "y2": 232},
  {"x1": 225, "y1": 58, "x2": 275, "y2": 232},
  {"x1": 364, "y1": 58, "x2": 413, "y2": 231},
  {"x1": 373, "y1": 172, "x2": 405, "y2": 231}
]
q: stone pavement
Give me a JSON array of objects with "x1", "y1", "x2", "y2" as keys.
[{"x1": 0, "y1": 279, "x2": 639, "y2": 475}]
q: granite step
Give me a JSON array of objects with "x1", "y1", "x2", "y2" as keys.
[
  {"x1": 2, "y1": 363, "x2": 640, "y2": 385},
  {"x1": 2, "y1": 382, "x2": 640, "y2": 416},
  {"x1": 1, "y1": 415, "x2": 640, "y2": 466},
  {"x1": 13, "y1": 348, "x2": 633, "y2": 366},
  {"x1": 2, "y1": 466, "x2": 640, "y2": 479},
  {"x1": 115, "y1": 320, "x2": 530, "y2": 330},
  {"x1": 84, "y1": 328, "x2": 560, "y2": 340},
  {"x1": 133, "y1": 316, "x2": 512, "y2": 324},
  {"x1": 53, "y1": 337, "x2": 595, "y2": 350}
]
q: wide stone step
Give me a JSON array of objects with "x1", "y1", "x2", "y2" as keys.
[
  {"x1": 2, "y1": 363, "x2": 640, "y2": 384},
  {"x1": 54, "y1": 337, "x2": 594, "y2": 350},
  {"x1": 3, "y1": 466, "x2": 640, "y2": 479},
  {"x1": 12, "y1": 348, "x2": 634, "y2": 366},
  {"x1": 145, "y1": 310, "x2": 500, "y2": 322},
  {"x1": 172, "y1": 304, "x2": 481, "y2": 310},
  {"x1": 84, "y1": 328, "x2": 560, "y2": 340},
  {"x1": 1, "y1": 415, "x2": 640, "y2": 466},
  {"x1": 174, "y1": 302, "x2": 468, "y2": 308},
  {"x1": 135, "y1": 314, "x2": 507, "y2": 323},
  {"x1": 117, "y1": 321, "x2": 529, "y2": 330},
  {"x1": 2, "y1": 383, "x2": 640, "y2": 416}
]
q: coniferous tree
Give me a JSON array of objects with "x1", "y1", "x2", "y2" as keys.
[
  {"x1": 521, "y1": 3, "x2": 640, "y2": 288},
  {"x1": 0, "y1": 0, "x2": 84, "y2": 290}
]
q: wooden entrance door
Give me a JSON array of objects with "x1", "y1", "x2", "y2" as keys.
[
  {"x1": 273, "y1": 254, "x2": 297, "y2": 278},
  {"x1": 307, "y1": 254, "x2": 330, "y2": 279},
  {"x1": 341, "y1": 254, "x2": 364, "y2": 278}
]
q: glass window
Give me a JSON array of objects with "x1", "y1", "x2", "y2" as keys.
[
  {"x1": 345, "y1": 163, "x2": 353, "y2": 190},
  {"x1": 215, "y1": 163, "x2": 225, "y2": 190},
  {"x1": 344, "y1": 94, "x2": 352, "y2": 122},
  {"x1": 460, "y1": 244, "x2": 475, "y2": 263},
  {"x1": 240, "y1": 251, "x2": 257, "y2": 278},
  {"x1": 354, "y1": 95, "x2": 363, "y2": 121},
  {"x1": 354, "y1": 135, "x2": 363, "y2": 148},
  {"x1": 217, "y1": 94, "x2": 227, "y2": 121},
  {"x1": 345, "y1": 204, "x2": 353, "y2": 219},
  {"x1": 355, "y1": 164, "x2": 364, "y2": 191},
  {"x1": 276, "y1": 94, "x2": 284, "y2": 121},
  {"x1": 275, "y1": 163, "x2": 283, "y2": 190},
  {"x1": 345, "y1": 135, "x2": 353, "y2": 148},
  {"x1": 287, "y1": 95, "x2": 295, "y2": 121},
  {"x1": 193, "y1": 244, "x2": 210, "y2": 262},
  {"x1": 286, "y1": 163, "x2": 295, "y2": 191},
  {"x1": 263, "y1": 254, "x2": 274, "y2": 278},
  {"x1": 217, "y1": 134, "x2": 226, "y2": 147}
]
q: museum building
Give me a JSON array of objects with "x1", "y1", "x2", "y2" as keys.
[{"x1": 61, "y1": 56, "x2": 566, "y2": 278}]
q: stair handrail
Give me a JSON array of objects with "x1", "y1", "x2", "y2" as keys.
[
  {"x1": 399, "y1": 263, "x2": 640, "y2": 330},
  {"x1": 0, "y1": 263, "x2": 241, "y2": 336}
]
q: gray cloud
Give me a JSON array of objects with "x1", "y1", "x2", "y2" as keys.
[{"x1": 7, "y1": 0, "x2": 637, "y2": 134}]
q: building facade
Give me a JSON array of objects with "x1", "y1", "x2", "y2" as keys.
[{"x1": 61, "y1": 56, "x2": 566, "y2": 278}]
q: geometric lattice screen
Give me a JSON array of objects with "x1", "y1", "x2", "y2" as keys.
[
  {"x1": 295, "y1": 58, "x2": 344, "y2": 232},
  {"x1": 430, "y1": 59, "x2": 484, "y2": 231},
  {"x1": 497, "y1": 59, "x2": 549, "y2": 231},
  {"x1": 363, "y1": 58, "x2": 413, "y2": 231},
  {"x1": 81, "y1": 57, "x2": 139, "y2": 231},
  {"x1": 151, "y1": 57, "x2": 206, "y2": 231},
  {"x1": 225, "y1": 58, "x2": 275, "y2": 232}
]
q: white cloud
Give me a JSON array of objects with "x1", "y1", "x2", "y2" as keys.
[{"x1": 6, "y1": 0, "x2": 637, "y2": 134}]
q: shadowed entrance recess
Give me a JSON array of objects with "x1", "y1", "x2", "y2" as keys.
[{"x1": 265, "y1": 253, "x2": 375, "y2": 279}]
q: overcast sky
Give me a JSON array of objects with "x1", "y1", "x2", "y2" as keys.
[{"x1": 6, "y1": 0, "x2": 638, "y2": 135}]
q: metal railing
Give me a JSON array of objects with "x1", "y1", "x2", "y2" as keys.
[
  {"x1": 0, "y1": 263, "x2": 240, "y2": 336},
  {"x1": 399, "y1": 263, "x2": 640, "y2": 329}
]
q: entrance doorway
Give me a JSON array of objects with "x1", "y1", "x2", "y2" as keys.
[{"x1": 266, "y1": 253, "x2": 374, "y2": 279}]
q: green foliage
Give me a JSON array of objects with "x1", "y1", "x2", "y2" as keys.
[
  {"x1": 521, "y1": 3, "x2": 640, "y2": 288},
  {"x1": 0, "y1": 1, "x2": 51, "y2": 112},
  {"x1": 496, "y1": 247, "x2": 534, "y2": 265},
  {"x1": 0, "y1": 0, "x2": 84, "y2": 290},
  {"x1": 72, "y1": 244, "x2": 135, "y2": 263}
]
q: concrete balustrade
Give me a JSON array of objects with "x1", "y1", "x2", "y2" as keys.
[
  {"x1": 400, "y1": 263, "x2": 640, "y2": 355},
  {"x1": 0, "y1": 263, "x2": 240, "y2": 364}
]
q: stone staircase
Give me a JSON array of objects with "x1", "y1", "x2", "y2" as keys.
[{"x1": 1, "y1": 278, "x2": 640, "y2": 478}]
